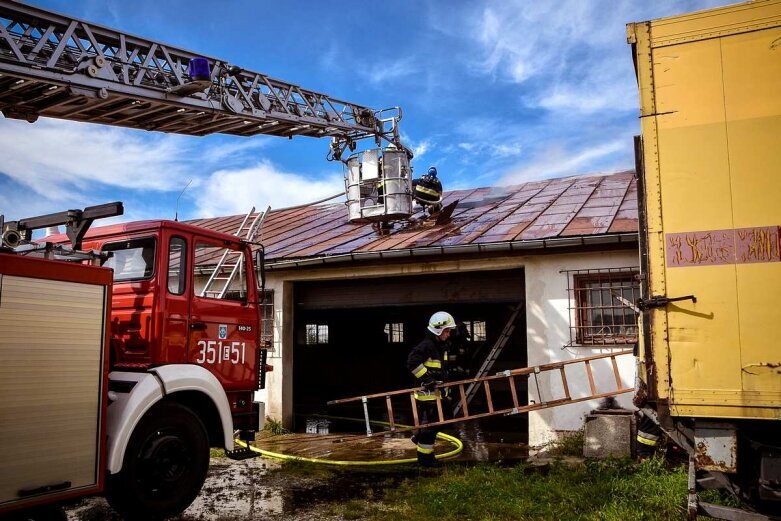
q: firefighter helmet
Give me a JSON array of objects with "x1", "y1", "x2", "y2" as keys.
[{"x1": 428, "y1": 311, "x2": 456, "y2": 335}]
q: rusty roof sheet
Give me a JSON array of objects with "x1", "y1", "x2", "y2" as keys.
[{"x1": 189, "y1": 171, "x2": 637, "y2": 262}]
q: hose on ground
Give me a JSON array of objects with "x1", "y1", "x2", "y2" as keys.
[{"x1": 235, "y1": 416, "x2": 463, "y2": 466}]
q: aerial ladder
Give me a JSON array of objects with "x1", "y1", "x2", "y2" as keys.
[{"x1": 0, "y1": 0, "x2": 410, "y2": 162}]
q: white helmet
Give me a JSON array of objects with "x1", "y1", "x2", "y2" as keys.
[{"x1": 428, "y1": 311, "x2": 456, "y2": 336}]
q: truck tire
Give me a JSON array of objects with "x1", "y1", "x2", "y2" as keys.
[{"x1": 106, "y1": 401, "x2": 209, "y2": 520}]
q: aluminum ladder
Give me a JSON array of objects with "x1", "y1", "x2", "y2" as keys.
[{"x1": 200, "y1": 206, "x2": 268, "y2": 299}]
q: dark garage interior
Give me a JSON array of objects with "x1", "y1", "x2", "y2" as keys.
[{"x1": 292, "y1": 269, "x2": 528, "y2": 436}]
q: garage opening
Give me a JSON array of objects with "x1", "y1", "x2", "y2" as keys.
[{"x1": 292, "y1": 269, "x2": 527, "y2": 440}]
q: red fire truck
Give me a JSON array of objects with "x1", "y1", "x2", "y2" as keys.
[{"x1": 1, "y1": 203, "x2": 271, "y2": 519}]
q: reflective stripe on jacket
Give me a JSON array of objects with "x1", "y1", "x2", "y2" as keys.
[{"x1": 407, "y1": 332, "x2": 449, "y2": 401}]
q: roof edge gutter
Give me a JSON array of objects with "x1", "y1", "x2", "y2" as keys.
[{"x1": 264, "y1": 233, "x2": 639, "y2": 271}]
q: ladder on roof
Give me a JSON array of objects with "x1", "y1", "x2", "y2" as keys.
[
  {"x1": 200, "y1": 206, "x2": 269, "y2": 299},
  {"x1": 453, "y1": 301, "x2": 524, "y2": 416},
  {"x1": 327, "y1": 350, "x2": 633, "y2": 437}
]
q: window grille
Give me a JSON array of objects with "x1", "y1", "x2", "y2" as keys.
[
  {"x1": 305, "y1": 323, "x2": 329, "y2": 345},
  {"x1": 562, "y1": 267, "x2": 640, "y2": 347},
  {"x1": 464, "y1": 320, "x2": 487, "y2": 342},
  {"x1": 260, "y1": 290, "x2": 274, "y2": 350},
  {"x1": 384, "y1": 322, "x2": 404, "y2": 343}
]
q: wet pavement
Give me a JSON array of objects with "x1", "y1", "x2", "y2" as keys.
[
  {"x1": 64, "y1": 418, "x2": 528, "y2": 520},
  {"x1": 64, "y1": 457, "x2": 419, "y2": 521}
]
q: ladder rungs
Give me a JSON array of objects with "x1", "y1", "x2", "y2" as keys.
[{"x1": 328, "y1": 349, "x2": 634, "y2": 437}]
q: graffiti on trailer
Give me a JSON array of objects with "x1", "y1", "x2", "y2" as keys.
[
  {"x1": 666, "y1": 226, "x2": 781, "y2": 267},
  {"x1": 736, "y1": 227, "x2": 780, "y2": 263}
]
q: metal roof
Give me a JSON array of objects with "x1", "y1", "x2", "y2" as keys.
[{"x1": 188, "y1": 170, "x2": 638, "y2": 265}]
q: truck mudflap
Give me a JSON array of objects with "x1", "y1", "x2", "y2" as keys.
[
  {"x1": 224, "y1": 401, "x2": 265, "y2": 461},
  {"x1": 106, "y1": 365, "x2": 239, "y2": 474}
]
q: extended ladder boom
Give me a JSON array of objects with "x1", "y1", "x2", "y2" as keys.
[{"x1": 0, "y1": 1, "x2": 406, "y2": 159}]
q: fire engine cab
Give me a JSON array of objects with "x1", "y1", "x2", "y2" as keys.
[{"x1": 0, "y1": 203, "x2": 270, "y2": 519}]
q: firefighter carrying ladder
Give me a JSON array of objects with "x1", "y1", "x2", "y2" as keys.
[
  {"x1": 327, "y1": 350, "x2": 633, "y2": 437},
  {"x1": 200, "y1": 206, "x2": 270, "y2": 299}
]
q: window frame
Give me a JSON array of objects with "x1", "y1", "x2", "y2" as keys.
[
  {"x1": 193, "y1": 240, "x2": 248, "y2": 301},
  {"x1": 260, "y1": 289, "x2": 274, "y2": 349},
  {"x1": 305, "y1": 323, "x2": 329, "y2": 345},
  {"x1": 100, "y1": 236, "x2": 157, "y2": 282},
  {"x1": 463, "y1": 319, "x2": 487, "y2": 342},
  {"x1": 384, "y1": 322, "x2": 404, "y2": 343},
  {"x1": 167, "y1": 236, "x2": 187, "y2": 295},
  {"x1": 572, "y1": 270, "x2": 640, "y2": 346}
]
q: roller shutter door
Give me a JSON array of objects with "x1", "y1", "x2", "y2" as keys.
[{"x1": 295, "y1": 269, "x2": 524, "y2": 310}]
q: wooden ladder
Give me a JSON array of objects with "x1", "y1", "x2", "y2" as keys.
[
  {"x1": 327, "y1": 350, "x2": 634, "y2": 436},
  {"x1": 453, "y1": 301, "x2": 523, "y2": 416}
]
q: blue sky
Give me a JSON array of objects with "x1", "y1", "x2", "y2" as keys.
[{"x1": 0, "y1": 0, "x2": 731, "y2": 224}]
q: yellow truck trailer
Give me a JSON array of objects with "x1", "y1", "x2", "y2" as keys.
[{"x1": 628, "y1": 0, "x2": 781, "y2": 513}]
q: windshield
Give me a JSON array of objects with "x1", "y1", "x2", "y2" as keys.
[{"x1": 101, "y1": 237, "x2": 156, "y2": 282}]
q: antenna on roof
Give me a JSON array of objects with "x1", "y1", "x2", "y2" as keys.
[{"x1": 174, "y1": 179, "x2": 193, "y2": 222}]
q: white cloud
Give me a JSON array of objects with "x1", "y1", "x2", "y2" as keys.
[
  {"x1": 449, "y1": 117, "x2": 526, "y2": 160},
  {"x1": 500, "y1": 138, "x2": 627, "y2": 184},
  {"x1": 528, "y1": 70, "x2": 639, "y2": 114},
  {"x1": 364, "y1": 57, "x2": 419, "y2": 85},
  {"x1": 451, "y1": 0, "x2": 729, "y2": 115},
  {"x1": 491, "y1": 142, "x2": 523, "y2": 158},
  {"x1": 0, "y1": 114, "x2": 348, "y2": 223},
  {"x1": 413, "y1": 139, "x2": 431, "y2": 159},
  {"x1": 194, "y1": 160, "x2": 344, "y2": 217},
  {"x1": 0, "y1": 117, "x2": 192, "y2": 196},
  {"x1": 468, "y1": 1, "x2": 607, "y2": 83}
]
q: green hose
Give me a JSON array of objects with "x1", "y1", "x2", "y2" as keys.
[{"x1": 235, "y1": 416, "x2": 463, "y2": 466}]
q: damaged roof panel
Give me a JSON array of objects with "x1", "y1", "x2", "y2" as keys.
[{"x1": 189, "y1": 171, "x2": 637, "y2": 262}]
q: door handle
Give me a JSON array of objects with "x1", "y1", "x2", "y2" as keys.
[{"x1": 190, "y1": 322, "x2": 207, "y2": 331}]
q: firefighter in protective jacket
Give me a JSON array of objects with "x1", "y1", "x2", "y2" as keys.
[
  {"x1": 406, "y1": 311, "x2": 456, "y2": 466},
  {"x1": 412, "y1": 166, "x2": 444, "y2": 216}
]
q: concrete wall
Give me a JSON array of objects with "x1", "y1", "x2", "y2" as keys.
[
  {"x1": 261, "y1": 245, "x2": 639, "y2": 443},
  {"x1": 523, "y1": 249, "x2": 639, "y2": 449}
]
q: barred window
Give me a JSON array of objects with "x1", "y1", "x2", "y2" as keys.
[
  {"x1": 464, "y1": 320, "x2": 487, "y2": 342},
  {"x1": 384, "y1": 322, "x2": 404, "y2": 343},
  {"x1": 306, "y1": 324, "x2": 329, "y2": 345},
  {"x1": 260, "y1": 290, "x2": 274, "y2": 349},
  {"x1": 564, "y1": 268, "x2": 640, "y2": 346}
]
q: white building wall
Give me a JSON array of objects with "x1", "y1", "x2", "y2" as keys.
[
  {"x1": 259, "y1": 277, "x2": 290, "y2": 425},
  {"x1": 524, "y1": 249, "x2": 640, "y2": 449},
  {"x1": 261, "y1": 246, "x2": 639, "y2": 443}
]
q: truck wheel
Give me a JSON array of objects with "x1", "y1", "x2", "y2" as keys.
[{"x1": 106, "y1": 401, "x2": 209, "y2": 519}]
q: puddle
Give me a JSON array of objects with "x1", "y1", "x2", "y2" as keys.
[
  {"x1": 265, "y1": 414, "x2": 528, "y2": 464},
  {"x1": 255, "y1": 430, "x2": 418, "y2": 462},
  {"x1": 63, "y1": 416, "x2": 528, "y2": 519},
  {"x1": 449, "y1": 416, "x2": 529, "y2": 463}
]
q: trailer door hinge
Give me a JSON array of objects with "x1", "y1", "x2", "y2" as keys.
[{"x1": 638, "y1": 294, "x2": 696, "y2": 310}]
